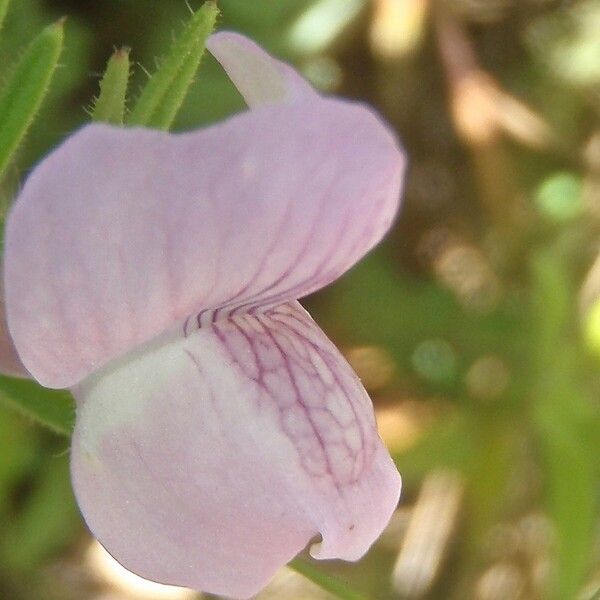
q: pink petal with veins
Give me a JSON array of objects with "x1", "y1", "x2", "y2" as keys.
[
  {"x1": 5, "y1": 99, "x2": 404, "y2": 389},
  {"x1": 71, "y1": 302, "x2": 400, "y2": 599},
  {"x1": 206, "y1": 31, "x2": 317, "y2": 107}
]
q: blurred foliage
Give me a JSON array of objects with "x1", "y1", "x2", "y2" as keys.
[{"x1": 1, "y1": 0, "x2": 600, "y2": 599}]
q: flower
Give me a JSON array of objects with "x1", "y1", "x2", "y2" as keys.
[{"x1": 2, "y1": 32, "x2": 406, "y2": 599}]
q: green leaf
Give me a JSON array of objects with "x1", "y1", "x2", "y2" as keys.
[
  {"x1": 530, "y1": 245, "x2": 598, "y2": 600},
  {"x1": 128, "y1": 1, "x2": 218, "y2": 130},
  {"x1": 289, "y1": 557, "x2": 368, "y2": 600},
  {"x1": 0, "y1": 18, "x2": 64, "y2": 178},
  {"x1": 0, "y1": 0, "x2": 10, "y2": 33},
  {"x1": 0, "y1": 375, "x2": 74, "y2": 436},
  {"x1": 535, "y1": 393, "x2": 596, "y2": 600},
  {"x1": 92, "y1": 47, "x2": 131, "y2": 125},
  {"x1": 0, "y1": 454, "x2": 79, "y2": 570},
  {"x1": 0, "y1": 404, "x2": 37, "y2": 509}
]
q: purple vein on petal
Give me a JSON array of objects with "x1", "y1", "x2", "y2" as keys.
[{"x1": 203, "y1": 303, "x2": 374, "y2": 488}]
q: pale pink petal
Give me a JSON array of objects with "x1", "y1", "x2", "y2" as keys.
[
  {"x1": 71, "y1": 302, "x2": 400, "y2": 599},
  {"x1": 206, "y1": 31, "x2": 317, "y2": 107},
  {"x1": 6, "y1": 99, "x2": 405, "y2": 389}
]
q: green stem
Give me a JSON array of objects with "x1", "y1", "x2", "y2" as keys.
[{"x1": 289, "y1": 558, "x2": 369, "y2": 600}]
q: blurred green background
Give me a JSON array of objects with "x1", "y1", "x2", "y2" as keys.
[{"x1": 1, "y1": 0, "x2": 600, "y2": 599}]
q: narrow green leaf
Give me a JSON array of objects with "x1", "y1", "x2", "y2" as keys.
[
  {"x1": 128, "y1": 1, "x2": 218, "y2": 130},
  {"x1": 0, "y1": 18, "x2": 64, "y2": 178},
  {"x1": 289, "y1": 558, "x2": 368, "y2": 600},
  {"x1": 530, "y1": 245, "x2": 598, "y2": 600},
  {"x1": 148, "y1": 38, "x2": 208, "y2": 129},
  {"x1": 92, "y1": 47, "x2": 131, "y2": 125},
  {"x1": 0, "y1": 375, "x2": 74, "y2": 436},
  {"x1": 0, "y1": 0, "x2": 10, "y2": 34},
  {"x1": 535, "y1": 383, "x2": 596, "y2": 600}
]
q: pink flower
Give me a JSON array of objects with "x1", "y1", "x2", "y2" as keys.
[{"x1": 2, "y1": 32, "x2": 406, "y2": 599}]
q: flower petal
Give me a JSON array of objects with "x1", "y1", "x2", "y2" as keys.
[
  {"x1": 71, "y1": 301, "x2": 400, "y2": 599},
  {"x1": 6, "y1": 95, "x2": 404, "y2": 388},
  {"x1": 206, "y1": 31, "x2": 317, "y2": 107}
]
